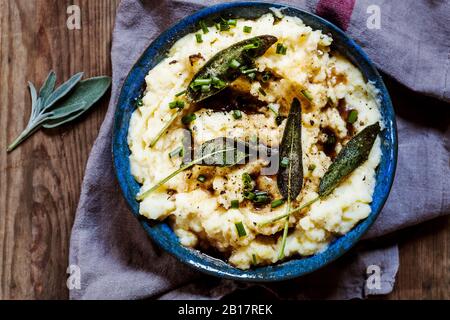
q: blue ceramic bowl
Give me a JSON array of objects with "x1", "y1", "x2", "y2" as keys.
[{"x1": 113, "y1": 2, "x2": 397, "y2": 281}]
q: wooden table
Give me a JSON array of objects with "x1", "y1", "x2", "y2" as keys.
[{"x1": 0, "y1": 0, "x2": 448, "y2": 300}]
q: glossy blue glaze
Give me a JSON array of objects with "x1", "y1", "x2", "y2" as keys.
[{"x1": 112, "y1": 2, "x2": 397, "y2": 281}]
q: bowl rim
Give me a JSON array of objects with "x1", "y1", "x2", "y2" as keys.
[{"x1": 112, "y1": 1, "x2": 398, "y2": 282}]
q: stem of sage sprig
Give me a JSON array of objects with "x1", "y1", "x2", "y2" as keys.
[
  {"x1": 136, "y1": 147, "x2": 236, "y2": 200},
  {"x1": 7, "y1": 71, "x2": 111, "y2": 153},
  {"x1": 6, "y1": 115, "x2": 48, "y2": 152},
  {"x1": 258, "y1": 197, "x2": 319, "y2": 227}
]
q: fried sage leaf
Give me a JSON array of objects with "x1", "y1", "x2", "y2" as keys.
[
  {"x1": 259, "y1": 122, "x2": 381, "y2": 226},
  {"x1": 318, "y1": 122, "x2": 380, "y2": 197},
  {"x1": 277, "y1": 98, "x2": 303, "y2": 200},
  {"x1": 187, "y1": 35, "x2": 277, "y2": 102},
  {"x1": 276, "y1": 97, "x2": 303, "y2": 259}
]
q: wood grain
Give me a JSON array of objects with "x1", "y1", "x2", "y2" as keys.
[
  {"x1": 0, "y1": 0, "x2": 119, "y2": 299},
  {"x1": 0, "y1": 0, "x2": 448, "y2": 300}
]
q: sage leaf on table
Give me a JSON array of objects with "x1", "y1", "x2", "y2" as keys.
[
  {"x1": 7, "y1": 71, "x2": 111, "y2": 152},
  {"x1": 260, "y1": 122, "x2": 381, "y2": 226},
  {"x1": 276, "y1": 97, "x2": 303, "y2": 259},
  {"x1": 136, "y1": 137, "x2": 255, "y2": 201},
  {"x1": 187, "y1": 35, "x2": 277, "y2": 102}
]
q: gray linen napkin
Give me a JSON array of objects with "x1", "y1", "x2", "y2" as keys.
[{"x1": 69, "y1": 0, "x2": 450, "y2": 300}]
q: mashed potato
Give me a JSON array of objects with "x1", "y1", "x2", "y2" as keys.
[{"x1": 128, "y1": 13, "x2": 381, "y2": 269}]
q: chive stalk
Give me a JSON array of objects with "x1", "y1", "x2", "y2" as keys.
[
  {"x1": 181, "y1": 113, "x2": 196, "y2": 125},
  {"x1": 347, "y1": 110, "x2": 358, "y2": 124},
  {"x1": 271, "y1": 199, "x2": 285, "y2": 208},
  {"x1": 280, "y1": 157, "x2": 289, "y2": 168},
  {"x1": 231, "y1": 200, "x2": 240, "y2": 209},
  {"x1": 199, "y1": 20, "x2": 209, "y2": 34},
  {"x1": 232, "y1": 110, "x2": 242, "y2": 119},
  {"x1": 169, "y1": 146, "x2": 183, "y2": 159},
  {"x1": 235, "y1": 222, "x2": 247, "y2": 237},
  {"x1": 301, "y1": 89, "x2": 313, "y2": 102},
  {"x1": 150, "y1": 111, "x2": 180, "y2": 148},
  {"x1": 229, "y1": 59, "x2": 241, "y2": 69}
]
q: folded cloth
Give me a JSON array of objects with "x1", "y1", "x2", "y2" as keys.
[{"x1": 69, "y1": 0, "x2": 450, "y2": 300}]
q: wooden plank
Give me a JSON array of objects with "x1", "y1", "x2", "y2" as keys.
[
  {"x1": 0, "y1": 0, "x2": 119, "y2": 299},
  {"x1": 386, "y1": 216, "x2": 449, "y2": 299}
]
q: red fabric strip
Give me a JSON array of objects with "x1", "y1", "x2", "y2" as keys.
[{"x1": 315, "y1": 0, "x2": 356, "y2": 31}]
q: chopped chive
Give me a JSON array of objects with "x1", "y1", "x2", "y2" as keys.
[
  {"x1": 199, "y1": 20, "x2": 209, "y2": 34},
  {"x1": 242, "y1": 172, "x2": 253, "y2": 188},
  {"x1": 243, "y1": 42, "x2": 260, "y2": 50},
  {"x1": 197, "y1": 174, "x2": 207, "y2": 183},
  {"x1": 241, "y1": 68, "x2": 258, "y2": 75},
  {"x1": 261, "y1": 72, "x2": 271, "y2": 82},
  {"x1": 247, "y1": 72, "x2": 256, "y2": 80},
  {"x1": 271, "y1": 199, "x2": 285, "y2": 208},
  {"x1": 169, "y1": 100, "x2": 185, "y2": 109},
  {"x1": 276, "y1": 43, "x2": 287, "y2": 55},
  {"x1": 232, "y1": 110, "x2": 242, "y2": 119},
  {"x1": 347, "y1": 109, "x2": 358, "y2": 124},
  {"x1": 181, "y1": 113, "x2": 196, "y2": 125},
  {"x1": 243, "y1": 26, "x2": 252, "y2": 33},
  {"x1": 244, "y1": 191, "x2": 256, "y2": 200},
  {"x1": 301, "y1": 89, "x2": 313, "y2": 102},
  {"x1": 201, "y1": 84, "x2": 211, "y2": 93},
  {"x1": 254, "y1": 193, "x2": 270, "y2": 204},
  {"x1": 175, "y1": 90, "x2": 186, "y2": 97},
  {"x1": 135, "y1": 98, "x2": 143, "y2": 107},
  {"x1": 275, "y1": 115, "x2": 286, "y2": 126},
  {"x1": 276, "y1": 43, "x2": 283, "y2": 54},
  {"x1": 252, "y1": 254, "x2": 257, "y2": 265},
  {"x1": 195, "y1": 33, "x2": 203, "y2": 43},
  {"x1": 258, "y1": 87, "x2": 267, "y2": 96},
  {"x1": 220, "y1": 20, "x2": 230, "y2": 31},
  {"x1": 231, "y1": 200, "x2": 240, "y2": 209},
  {"x1": 308, "y1": 164, "x2": 316, "y2": 171},
  {"x1": 193, "y1": 78, "x2": 212, "y2": 86},
  {"x1": 215, "y1": 23, "x2": 220, "y2": 30},
  {"x1": 268, "y1": 103, "x2": 279, "y2": 115},
  {"x1": 229, "y1": 59, "x2": 241, "y2": 69},
  {"x1": 228, "y1": 19, "x2": 237, "y2": 26},
  {"x1": 211, "y1": 76, "x2": 226, "y2": 89},
  {"x1": 280, "y1": 157, "x2": 289, "y2": 168},
  {"x1": 169, "y1": 146, "x2": 183, "y2": 159},
  {"x1": 235, "y1": 222, "x2": 247, "y2": 237}
]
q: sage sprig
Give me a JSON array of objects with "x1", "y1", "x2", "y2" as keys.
[
  {"x1": 7, "y1": 71, "x2": 111, "y2": 152},
  {"x1": 137, "y1": 137, "x2": 253, "y2": 201},
  {"x1": 276, "y1": 98, "x2": 303, "y2": 259},
  {"x1": 259, "y1": 122, "x2": 381, "y2": 226}
]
